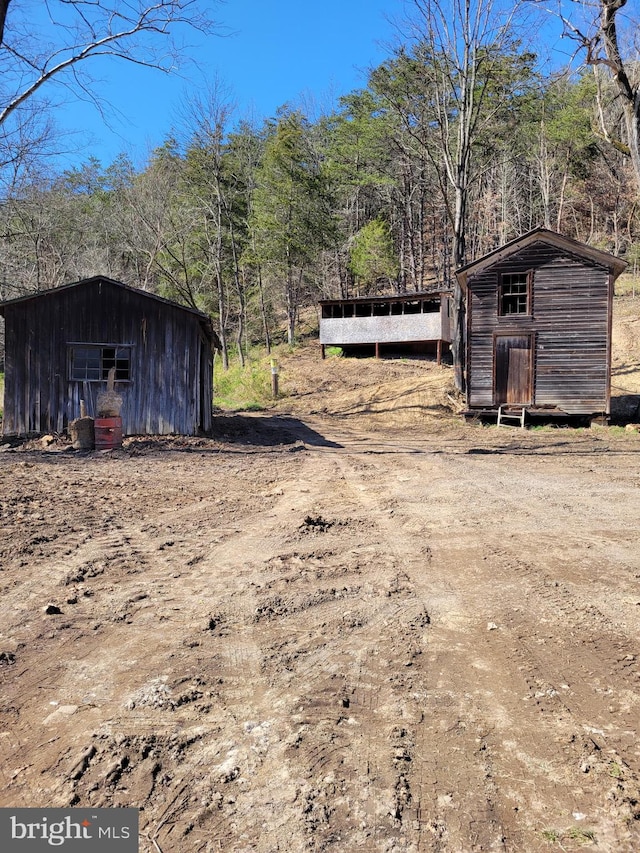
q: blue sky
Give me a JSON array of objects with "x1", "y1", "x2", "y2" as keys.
[{"x1": 48, "y1": 0, "x2": 409, "y2": 170}]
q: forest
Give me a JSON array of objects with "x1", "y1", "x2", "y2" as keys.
[{"x1": 0, "y1": 0, "x2": 639, "y2": 370}]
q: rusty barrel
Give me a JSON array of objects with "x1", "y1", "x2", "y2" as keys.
[{"x1": 94, "y1": 416, "x2": 123, "y2": 450}]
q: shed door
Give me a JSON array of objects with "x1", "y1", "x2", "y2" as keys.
[{"x1": 494, "y1": 335, "x2": 533, "y2": 405}]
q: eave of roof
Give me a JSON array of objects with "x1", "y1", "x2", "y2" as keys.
[
  {"x1": 0, "y1": 275, "x2": 216, "y2": 344},
  {"x1": 318, "y1": 289, "x2": 451, "y2": 305},
  {"x1": 455, "y1": 228, "x2": 628, "y2": 290}
]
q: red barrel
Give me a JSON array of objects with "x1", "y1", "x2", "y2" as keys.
[{"x1": 94, "y1": 416, "x2": 123, "y2": 450}]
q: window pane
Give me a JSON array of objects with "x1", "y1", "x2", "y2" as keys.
[
  {"x1": 500, "y1": 274, "x2": 529, "y2": 315},
  {"x1": 70, "y1": 345, "x2": 130, "y2": 381},
  {"x1": 114, "y1": 348, "x2": 130, "y2": 380}
]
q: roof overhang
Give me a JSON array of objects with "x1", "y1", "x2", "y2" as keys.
[
  {"x1": 0, "y1": 275, "x2": 218, "y2": 347},
  {"x1": 318, "y1": 290, "x2": 451, "y2": 306},
  {"x1": 455, "y1": 228, "x2": 628, "y2": 292}
]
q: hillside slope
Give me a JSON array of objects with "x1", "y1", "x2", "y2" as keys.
[{"x1": 273, "y1": 293, "x2": 640, "y2": 429}]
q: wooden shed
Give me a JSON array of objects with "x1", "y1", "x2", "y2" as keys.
[
  {"x1": 456, "y1": 228, "x2": 627, "y2": 424},
  {"x1": 319, "y1": 291, "x2": 452, "y2": 362},
  {"x1": 0, "y1": 276, "x2": 215, "y2": 437}
]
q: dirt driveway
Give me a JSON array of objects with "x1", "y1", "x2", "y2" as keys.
[{"x1": 1, "y1": 408, "x2": 639, "y2": 853}]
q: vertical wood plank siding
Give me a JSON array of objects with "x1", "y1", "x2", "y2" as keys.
[
  {"x1": 2, "y1": 279, "x2": 213, "y2": 436},
  {"x1": 467, "y1": 244, "x2": 612, "y2": 414}
]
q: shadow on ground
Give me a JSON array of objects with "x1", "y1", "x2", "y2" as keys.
[
  {"x1": 0, "y1": 414, "x2": 343, "y2": 458},
  {"x1": 208, "y1": 413, "x2": 342, "y2": 448},
  {"x1": 610, "y1": 394, "x2": 640, "y2": 423}
]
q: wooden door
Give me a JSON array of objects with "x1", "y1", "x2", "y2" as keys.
[{"x1": 494, "y1": 335, "x2": 533, "y2": 405}]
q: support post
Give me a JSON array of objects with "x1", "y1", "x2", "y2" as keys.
[{"x1": 271, "y1": 359, "x2": 279, "y2": 398}]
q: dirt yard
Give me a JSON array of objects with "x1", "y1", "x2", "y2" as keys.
[{"x1": 1, "y1": 299, "x2": 640, "y2": 852}]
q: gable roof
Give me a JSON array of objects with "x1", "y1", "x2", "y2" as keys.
[
  {"x1": 455, "y1": 228, "x2": 627, "y2": 291},
  {"x1": 0, "y1": 275, "x2": 217, "y2": 345}
]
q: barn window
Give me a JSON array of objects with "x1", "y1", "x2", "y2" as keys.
[
  {"x1": 70, "y1": 345, "x2": 131, "y2": 381},
  {"x1": 499, "y1": 272, "x2": 531, "y2": 315}
]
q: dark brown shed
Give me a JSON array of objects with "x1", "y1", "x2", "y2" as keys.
[
  {"x1": 0, "y1": 276, "x2": 215, "y2": 437},
  {"x1": 456, "y1": 229, "x2": 627, "y2": 422}
]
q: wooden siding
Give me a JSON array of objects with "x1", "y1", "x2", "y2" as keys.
[
  {"x1": 466, "y1": 243, "x2": 612, "y2": 414},
  {"x1": 2, "y1": 279, "x2": 213, "y2": 436}
]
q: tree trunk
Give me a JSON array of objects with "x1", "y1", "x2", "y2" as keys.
[
  {"x1": 451, "y1": 180, "x2": 467, "y2": 393},
  {"x1": 599, "y1": 0, "x2": 640, "y2": 195},
  {"x1": 0, "y1": 0, "x2": 10, "y2": 46},
  {"x1": 257, "y1": 264, "x2": 271, "y2": 354},
  {"x1": 228, "y1": 220, "x2": 245, "y2": 368},
  {"x1": 216, "y1": 272, "x2": 229, "y2": 370}
]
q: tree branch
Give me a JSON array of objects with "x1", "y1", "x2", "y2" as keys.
[{"x1": 0, "y1": 2, "x2": 217, "y2": 129}]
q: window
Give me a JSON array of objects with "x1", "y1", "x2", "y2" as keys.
[
  {"x1": 70, "y1": 345, "x2": 131, "y2": 381},
  {"x1": 355, "y1": 302, "x2": 372, "y2": 317},
  {"x1": 499, "y1": 272, "x2": 531, "y2": 316}
]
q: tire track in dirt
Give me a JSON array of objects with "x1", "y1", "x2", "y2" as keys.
[
  {"x1": 322, "y1": 449, "x2": 516, "y2": 852},
  {"x1": 2, "y1": 423, "x2": 640, "y2": 851},
  {"x1": 317, "y1": 442, "x2": 640, "y2": 851}
]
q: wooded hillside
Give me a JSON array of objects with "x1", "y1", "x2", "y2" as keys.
[{"x1": 1, "y1": 0, "x2": 639, "y2": 370}]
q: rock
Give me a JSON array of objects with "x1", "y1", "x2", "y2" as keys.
[
  {"x1": 40, "y1": 434, "x2": 55, "y2": 447},
  {"x1": 625, "y1": 423, "x2": 640, "y2": 433},
  {"x1": 487, "y1": 622, "x2": 498, "y2": 631},
  {"x1": 44, "y1": 604, "x2": 63, "y2": 615},
  {"x1": 43, "y1": 705, "x2": 79, "y2": 725}
]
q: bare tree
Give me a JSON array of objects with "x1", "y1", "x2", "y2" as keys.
[
  {"x1": 538, "y1": 0, "x2": 640, "y2": 195},
  {"x1": 0, "y1": 0, "x2": 9, "y2": 45},
  {"x1": 403, "y1": 0, "x2": 524, "y2": 390},
  {"x1": 0, "y1": 0, "x2": 218, "y2": 187}
]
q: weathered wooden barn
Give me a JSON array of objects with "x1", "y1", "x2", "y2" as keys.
[
  {"x1": 319, "y1": 291, "x2": 452, "y2": 362},
  {"x1": 0, "y1": 276, "x2": 215, "y2": 436},
  {"x1": 455, "y1": 228, "x2": 627, "y2": 424}
]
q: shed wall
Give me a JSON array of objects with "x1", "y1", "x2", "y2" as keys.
[
  {"x1": 320, "y1": 312, "x2": 447, "y2": 345},
  {"x1": 467, "y1": 244, "x2": 611, "y2": 414},
  {"x1": 2, "y1": 280, "x2": 213, "y2": 436}
]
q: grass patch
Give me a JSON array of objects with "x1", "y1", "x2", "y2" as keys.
[
  {"x1": 324, "y1": 346, "x2": 343, "y2": 357},
  {"x1": 213, "y1": 352, "x2": 280, "y2": 411},
  {"x1": 542, "y1": 829, "x2": 560, "y2": 843},
  {"x1": 542, "y1": 827, "x2": 596, "y2": 846},
  {"x1": 566, "y1": 827, "x2": 596, "y2": 843},
  {"x1": 615, "y1": 273, "x2": 640, "y2": 297}
]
